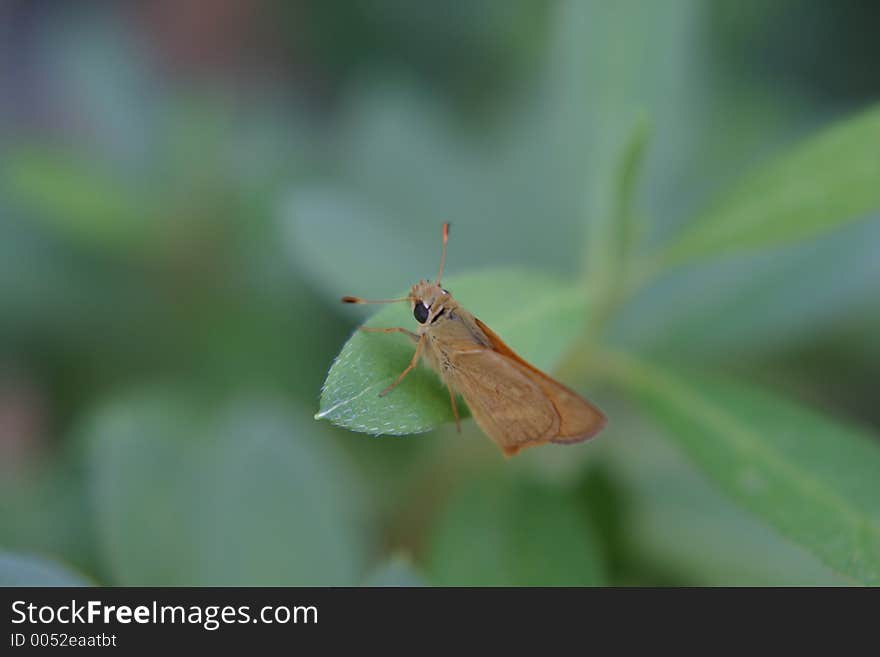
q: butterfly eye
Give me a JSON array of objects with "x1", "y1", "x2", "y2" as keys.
[{"x1": 413, "y1": 302, "x2": 429, "y2": 324}]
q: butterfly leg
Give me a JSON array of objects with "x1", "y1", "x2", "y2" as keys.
[
  {"x1": 379, "y1": 335, "x2": 424, "y2": 397},
  {"x1": 359, "y1": 326, "x2": 419, "y2": 343},
  {"x1": 447, "y1": 383, "x2": 461, "y2": 433}
]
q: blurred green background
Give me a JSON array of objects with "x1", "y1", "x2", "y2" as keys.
[{"x1": 1, "y1": 0, "x2": 879, "y2": 587}]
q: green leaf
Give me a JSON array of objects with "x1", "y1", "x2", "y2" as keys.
[
  {"x1": 428, "y1": 476, "x2": 605, "y2": 586},
  {"x1": 316, "y1": 269, "x2": 589, "y2": 435},
  {"x1": 612, "y1": 216, "x2": 880, "y2": 361},
  {"x1": 586, "y1": 115, "x2": 652, "y2": 323},
  {"x1": 0, "y1": 552, "x2": 92, "y2": 587},
  {"x1": 1, "y1": 148, "x2": 151, "y2": 250},
  {"x1": 87, "y1": 393, "x2": 368, "y2": 585},
  {"x1": 0, "y1": 455, "x2": 100, "y2": 579},
  {"x1": 609, "y1": 354, "x2": 880, "y2": 584},
  {"x1": 595, "y1": 417, "x2": 845, "y2": 585},
  {"x1": 362, "y1": 555, "x2": 427, "y2": 587},
  {"x1": 561, "y1": 0, "x2": 704, "y2": 249},
  {"x1": 587, "y1": 115, "x2": 652, "y2": 282},
  {"x1": 660, "y1": 105, "x2": 880, "y2": 266}
]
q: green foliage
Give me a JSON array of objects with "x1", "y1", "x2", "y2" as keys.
[
  {"x1": 429, "y1": 477, "x2": 605, "y2": 586},
  {"x1": 2, "y1": 148, "x2": 151, "y2": 251},
  {"x1": 610, "y1": 356, "x2": 880, "y2": 584},
  {"x1": 0, "y1": 552, "x2": 92, "y2": 587},
  {"x1": 321, "y1": 103, "x2": 880, "y2": 585},
  {"x1": 316, "y1": 270, "x2": 588, "y2": 434},
  {"x1": 3, "y1": 1, "x2": 880, "y2": 589},
  {"x1": 661, "y1": 106, "x2": 880, "y2": 266},
  {"x1": 587, "y1": 114, "x2": 652, "y2": 290},
  {"x1": 87, "y1": 393, "x2": 367, "y2": 586},
  {"x1": 362, "y1": 555, "x2": 427, "y2": 587},
  {"x1": 598, "y1": 426, "x2": 845, "y2": 585},
  {"x1": 0, "y1": 456, "x2": 100, "y2": 578}
]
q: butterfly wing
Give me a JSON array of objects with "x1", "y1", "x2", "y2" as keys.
[
  {"x1": 438, "y1": 317, "x2": 604, "y2": 456},
  {"x1": 448, "y1": 347, "x2": 561, "y2": 456},
  {"x1": 419, "y1": 304, "x2": 606, "y2": 456},
  {"x1": 471, "y1": 317, "x2": 606, "y2": 444}
]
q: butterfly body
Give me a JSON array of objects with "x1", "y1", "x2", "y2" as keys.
[{"x1": 343, "y1": 225, "x2": 606, "y2": 457}]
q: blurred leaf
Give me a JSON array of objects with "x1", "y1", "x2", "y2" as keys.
[
  {"x1": 0, "y1": 551, "x2": 91, "y2": 587},
  {"x1": 298, "y1": 82, "x2": 590, "y2": 280},
  {"x1": 587, "y1": 114, "x2": 652, "y2": 280},
  {"x1": 592, "y1": 409, "x2": 845, "y2": 585},
  {"x1": 0, "y1": 456, "x2": 100, "y2": 580},
  {"x1": 661, "y1": 105, "x2": 880, "y2": 266},
  {"x1": 428, "y1": 476, "x2": 605, "y2": 586},
  {"x1": 284, "y1": 186, "x2": 428, "y2": 302},
  {"x1": 1, "y1": 148, "x2": 151, "y2": 250},
  {"x1": 314, "y1": 1, "x2": 704, "y2": 283},
  {"x1": 362, "y1": 555, "x2": 427, "y2": 587},
  {"x1": 88, "y1": 394, "x2": 368, "y2": 585},
  {"x1": 550, "y1": 0, "x2": 704, "y2": 246},
  {"x1": 316, "y1": 269, "x2": 588, "y2": 435},
  {"x1": 611, "y1": 354, "x2": 880, "y2": 584},
  {"x1": 586, "y1": 115, "x2": 652, "y2": 328},
  {"x1": 609, "y1": 93, "x2": 864, "y2": 362},
  {"x1": 612, "y1": 214, "x2": 880, "y2": 360}
]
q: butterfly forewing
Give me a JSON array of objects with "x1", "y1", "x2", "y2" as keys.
[
  {"x1": 471, "y1": 317, "x2": 606, "y2": 444},
  {"x1": 432, "y1": 314, "x2": 605, "y2": 456},
  {"x1": 447, "y1": 348, "x2": 560, "y2": 456}
]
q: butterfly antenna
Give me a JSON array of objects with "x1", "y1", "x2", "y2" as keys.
[
  {"x1": 342, "y1": 296, "x2": 412, "y2": 305},
  {"x1": 437, "y1": 222, "x2": 450, "y2": 284}
]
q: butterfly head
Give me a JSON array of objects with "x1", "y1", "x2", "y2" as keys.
[
  {"x1": 410, "y1": 280, "x2": 453, "y2": 325},
  {"x1": 341, "y1": 223, "x2": 456, "y2": 326}
]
